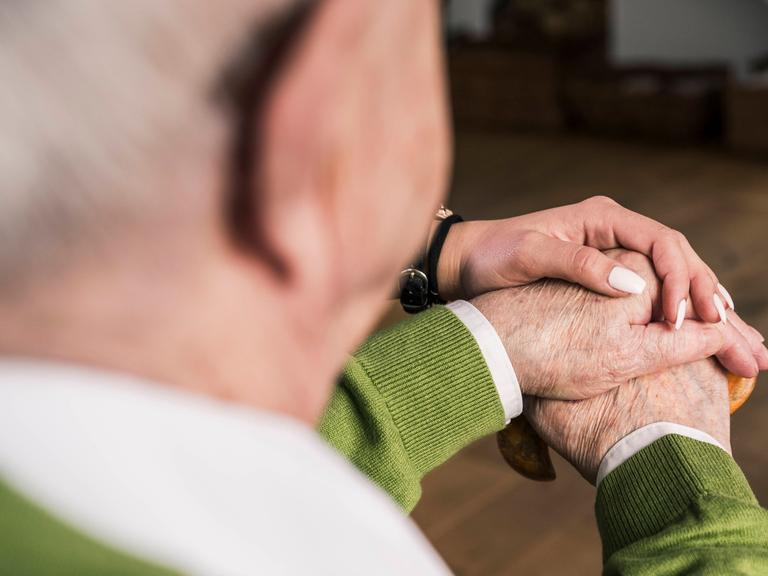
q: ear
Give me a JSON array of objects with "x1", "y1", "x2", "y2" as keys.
[
  {"x1": 242, "y1": 0, "x2": 449, "y2": 301},
  {"x1": 258, "y1": 17, "x2": 341, "y2": 299},
  {"x1": 231, "y1": 0, "x2": 355, "y2": 298},
  {"x1": 220, "y1": 0, "x2": 323, "y2": 286}
]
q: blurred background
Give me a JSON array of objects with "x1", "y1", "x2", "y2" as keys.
[{"x1": 386, "y1": 1, "x2": 768, "y2": 573}]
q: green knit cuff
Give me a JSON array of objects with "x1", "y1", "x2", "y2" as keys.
[
  {"x1": 596, "y1": 434, "x2": 758, "y2": 561},
  {"x1": 354, "y1": 305, "x2": 506, "y2": 476}
]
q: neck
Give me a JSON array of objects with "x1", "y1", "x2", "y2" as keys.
[{"x1": 0, "y1": 252, "x2": 344, "y2": 426}]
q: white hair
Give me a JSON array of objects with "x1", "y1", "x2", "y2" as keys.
[{"x1": 0, "y1": 0, "x2": 291, "y2": 286}]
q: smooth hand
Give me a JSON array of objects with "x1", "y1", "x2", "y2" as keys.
[
  {"x1": 471, "y1": 250, "x2": 768, "y2": 398},
  {"x1": 524, "y1": 358, "x2": 731, "y2": 483},
  {"x1": 440, "y1": 196, "x2": 743, "y2": 331}
]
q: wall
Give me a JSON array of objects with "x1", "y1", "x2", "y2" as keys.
[
  {"x1": 445, "y1": 0, "x2": 496, "y2": 39},
  {"x1": 611, "y1": 0, "x2": 768, "y2": 77}
]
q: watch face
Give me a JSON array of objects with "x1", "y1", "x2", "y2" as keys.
[{"x1": 400, "y1": 269, "x2": 430, "y2": 313}]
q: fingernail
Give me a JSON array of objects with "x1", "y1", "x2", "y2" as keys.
[
  {"x1": 717, "y1": 283, "x2": 735, "y2": 310},
  {"x1": 608, "y1": 266, "x2": 646, "y2": 295},
  {"x1": 713, "y1": 294, "x2": 728, "y2": 325},
  {"x1": 675, "y1": 299, "x2": 686, "y2": 331}
]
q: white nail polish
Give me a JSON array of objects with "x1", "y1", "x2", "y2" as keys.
[
  {"x1": 713, "y1": 294, "x2": 727, "y2": 325},
  {"x1": 675, "y1": 299, "x2": 686, "y2": 331},
  {"x1": 717, "y1": 283, "x2": 735, "y2": 310},
  {"x1": 608, "y1": 266, "x2": 646, "y2": 295}
]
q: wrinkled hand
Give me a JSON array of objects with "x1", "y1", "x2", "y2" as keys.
[
  {"x1": 524, "y1": 358, "x2": 731, "y2": 483},
  {"x1": 471, "y1": 250, "x2": 768, "y2": 397},
  {"x1": 440, "y1": 196, "x2": 742, "y2": 330}
]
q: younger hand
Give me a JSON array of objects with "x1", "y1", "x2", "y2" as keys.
[
  {"x1": 470, "y1": 250, "x2": 767, "y2": 398},
  {"x1": 440, "y1": 196, "x2": 740, "y2": 330}
]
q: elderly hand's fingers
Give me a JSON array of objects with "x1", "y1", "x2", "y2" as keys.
[
  {"x1": 516, "y1": 232, "x2": 646, "y2": 297},
  {"x1": 629, "y1": 320, "x2": 759, "y2": 380},
  {"x1": 711, "y1": 320, "x2": 761, "y2": 377},
  {"x1": 727, "y1": 312, "x2": 768, "y2": 371},
  {"x1": 668, "y1": 296, "x2": 767, "y2": 371},
  {"x1": 747, "y1": 324, "x2": 765, "y2": 343}
]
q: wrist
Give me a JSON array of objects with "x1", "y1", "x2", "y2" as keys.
[
  {"x1": 596, "y1": 435, "x2": 753, "y2": 561},
  {"x1": 595, "y1": 422, "x2": 730, "y2": 486},
  {"x1": 447, "y1": 300, "x2": 524, "y2": 421},
  {"x1": 400, "y1": 210, "x2": 466, "y2": 311},
  {"x1": 436, "y1": 221, "x2": 468, "y2": 301},
  {"x1": 469, "y1": 289, "x2": 536, "y2": 397}
]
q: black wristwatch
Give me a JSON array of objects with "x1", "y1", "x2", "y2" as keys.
[
  {"x1": 399, "y1": 267, "x2": 430, "y2": 314},
  {"x1": 399, "y1": 206, "x2": 463, "y2": 314}
]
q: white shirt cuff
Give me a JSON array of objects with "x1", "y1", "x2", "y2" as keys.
[
  {"x1": 596, "y1": 422, "x2": 727, "y2": 486},
  {"x1": 446, "y1": 300, "x2": 523, "y2": 422}
]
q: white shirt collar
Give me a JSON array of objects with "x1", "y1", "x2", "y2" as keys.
[{"x1": 0, "y1": 359, "x2": 449, "y2": 576}]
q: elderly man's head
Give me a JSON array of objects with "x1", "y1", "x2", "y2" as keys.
[{"x1": 0, "y1": 0, "x2": 449, "y2": 419}]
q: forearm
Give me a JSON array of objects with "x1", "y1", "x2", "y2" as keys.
[
  {"x1": 597, "y1": 435, "x2": 768, "y2": 575},
  {"x1": 318, "y1": 305, "x2": 507, "y2": 511}
]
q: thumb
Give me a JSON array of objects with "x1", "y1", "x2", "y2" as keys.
[
  {"x1": 523, "y1": 233, "x2": 646, "y2": 297},
  {"x1": 630, "y1": 320, "x2": 759, "y2": 378}
]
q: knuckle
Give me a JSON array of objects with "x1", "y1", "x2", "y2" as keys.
[
  {"x1": 670, "y1": 229, "x2": 687, "y2": 245},
  {"x1": 584, "y1": 195, "x2": 619, "y2": 209},
  {"x1": 656, "y1": 224, "x2": 677, "y2": 242},
  {"x1": 659, "y1": 227, "x2": 679, "y2": 245},
  {"x1": 649, "y1": 222, "x2": 671, "y2": 239}
]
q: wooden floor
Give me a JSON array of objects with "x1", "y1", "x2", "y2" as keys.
[{"x1": 392, "y1": 132, "x2": 768, "y2": 575}]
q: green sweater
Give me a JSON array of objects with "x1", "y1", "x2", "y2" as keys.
[
  {"x1": 319, "y1": 306, "x2": 768, "y2": 573},
  {"x1": 1, "y1": 306, "x2": 766, "y2": 574}
]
